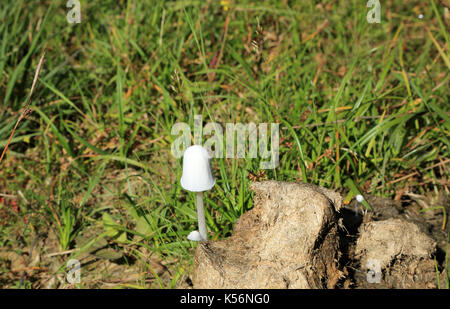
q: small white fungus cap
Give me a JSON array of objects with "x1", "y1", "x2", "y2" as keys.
[
  {"x1": 356, "y1": 194, "x2": 364, "y2": 203},
  {"x1": 180, "y1": 145, "x2": 215, "y2": 192},
  {"x1": 187, "y1": 230, "x2": 203, "y2": 241}
]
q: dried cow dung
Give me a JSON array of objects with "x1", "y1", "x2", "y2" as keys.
[
  {"x1": 193, "y1": 181, "x2": 344, "y2": 288},
  {"x1": 355, "y1": 218, "x2": 437, "y2": 289}
]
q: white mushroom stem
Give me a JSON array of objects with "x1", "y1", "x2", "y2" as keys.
[{"x1": 196, "y1": 192, "x2": 207, "y2": 241}]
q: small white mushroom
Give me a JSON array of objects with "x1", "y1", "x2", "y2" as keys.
[
  {"x1": 180, "y1": 145, "x2": 215, "y2": 241},
  {"x1": 356, "y1": 194, "x2": 364, "y2": 203},
  {"x1": 187, "y1": 230, "x2": 203, "y2": 242},
  {"x1": 354, "y1": 194, "x2": 365, "y2": 214}
]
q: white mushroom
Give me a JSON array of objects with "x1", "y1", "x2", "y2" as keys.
[
  {"x1": 356, "y1": 194, "x2": 364, "y2": 203},
  {"x1": 355, "y1": 194, "x2": 365, "y2": 215},
  {"x1": 180, "y1": 145, "x2": 215, "y2": 241},
  {"x1": 187, "y1": 230, "x2": 203, "y2": 242}
]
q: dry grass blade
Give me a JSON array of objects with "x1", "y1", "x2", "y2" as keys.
[
  {"x1": 0, "y1": 51, "x2": 46, "y2": 165},
  {"x1": 426, "y1": 27, "x2": 450, "y2": 69},
  {"x1": 440, "y1": 0, "x2": 450, "y2": 9}
]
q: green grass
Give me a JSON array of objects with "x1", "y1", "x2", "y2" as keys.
[{"x1": 0, "y1": 0, "x2": 448, "y2": 288}]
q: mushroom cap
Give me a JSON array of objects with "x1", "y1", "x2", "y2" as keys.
[
  {"x1": 180, "y1": 145, "x2": 215, "y2": 192},
  {"x1": 356, "y1": 194, "x2": 364, "y2": 203},
  {"x1": 187, "y1": 230, "x2": 203, "y2": 241}
]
